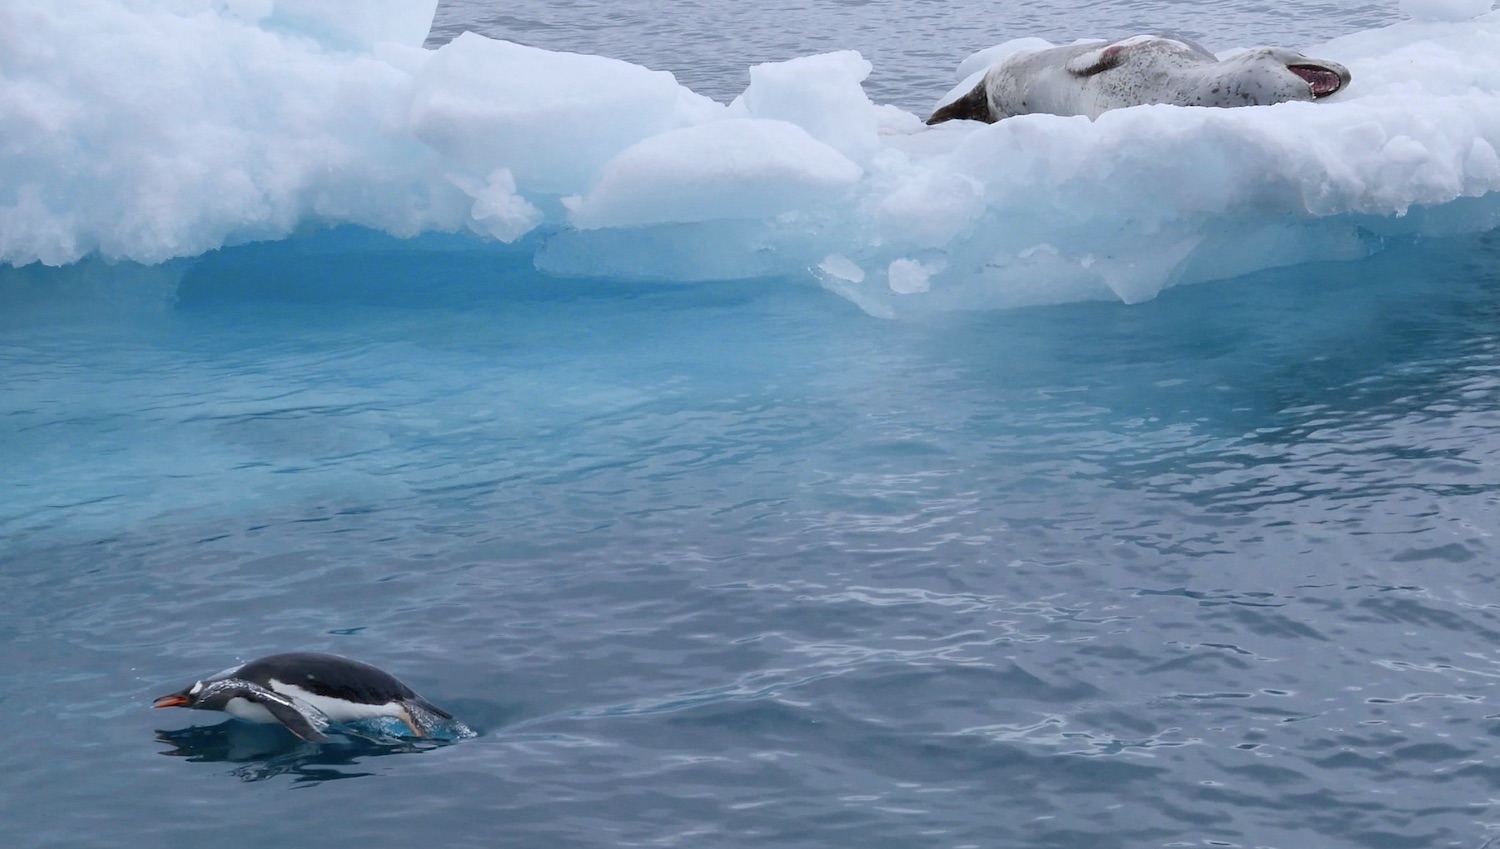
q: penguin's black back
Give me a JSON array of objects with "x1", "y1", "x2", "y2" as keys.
[{"x1": 232, "y1": 652, "x2": 449, "y2": 716}]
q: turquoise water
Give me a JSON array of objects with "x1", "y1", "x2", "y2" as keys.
[
  {"x1": 6, "y1": 2, "x2": 1500, "y2": 848},
  {"x1": 6, "y1": 227, "x2": 1500, "y2": 847}
]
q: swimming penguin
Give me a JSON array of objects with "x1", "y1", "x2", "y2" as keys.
[
  {"x1": 152, "y1": 652, "x2": 466, "y2": 742},
  {"x1": 928, "y1": 35, "x2": 1351, "y2": 124}
]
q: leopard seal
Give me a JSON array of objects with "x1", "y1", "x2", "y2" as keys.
[{"x1": 927, "y1": 35, "x2": 1351, "y2": 124}]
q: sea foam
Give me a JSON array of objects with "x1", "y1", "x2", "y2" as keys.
[{"x1": 3, "y1": 0, "x2": 1500, "y2": 313}]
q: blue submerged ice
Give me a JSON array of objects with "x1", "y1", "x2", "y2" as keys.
[{"x1": 5, "y1": 0, "x2": 1500, "y2": 314}]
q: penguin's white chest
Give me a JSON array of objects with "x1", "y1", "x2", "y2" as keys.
[
  {"x1": 268, "y1": 680, "x2": 405, "y2": 723},
  {"x1": 222, "y1": 697, "x2": 279, "y2": 724}
]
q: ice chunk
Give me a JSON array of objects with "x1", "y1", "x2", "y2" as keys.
[
  {"x1": 0, "y1": 0, "x2": 466, "y2": 265},
  {"x1": 459, "y1": 169, "x2": 544, "y2": 242},
  {"x1": 1399, "y1": 0, "x2": 1496, "y2": 22},
  {"x1": 124, "y1": 0, "x2": 439, "y2": 48},
  {"x1": 566, "y1": 119, "x2": 862, "y2": 229},
  {"x1": 730, "y1": 51, "x2": 880, "y2": 166},
  {"x1": 4, "y1": 0, "x2": 1500, "y2": 316},
  {"x1": 263, "y1": 0, "x2": 440, "y2": 50},
  {"x1": 818, "y1": 254, "x2": 866, "y2": 284},
  {"x1": 887, "y1": 258, "x2": 939, "y2": 295},
  {"x1": 405, "y1": 33, "x2": 721, "y2": 195}
]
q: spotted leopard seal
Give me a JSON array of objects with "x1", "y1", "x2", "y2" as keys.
[{"x1": 928, "y1": 35, "x2": 1350, "y2": 124}]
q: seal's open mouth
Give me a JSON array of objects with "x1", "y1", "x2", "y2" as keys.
[{"x1": 1289, "y1": 64, "x2": 1347, "y2": 98}]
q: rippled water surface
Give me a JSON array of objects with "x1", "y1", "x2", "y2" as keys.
[
  {"x1": 7, "y1": 2, "x2": 1500, "y2": 849},
  {"x1": 6, "y1": 227, "x2": 1500, "y2": 848}
]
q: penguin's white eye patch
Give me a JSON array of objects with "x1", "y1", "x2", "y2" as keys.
[{"x1": 189, "y1": 681, "x2": 204, "y2": 695}]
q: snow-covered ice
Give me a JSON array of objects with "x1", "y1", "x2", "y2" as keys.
[{"x1": 3, "y1": 0, "x2": 1500, "y2": 313}]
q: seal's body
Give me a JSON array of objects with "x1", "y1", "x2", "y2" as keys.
[{"x1": 929, "y1": 35, "x2": 1350, "y2": 124}]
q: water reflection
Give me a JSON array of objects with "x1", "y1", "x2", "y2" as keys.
[{"x1": 154, "y1": 721, "x2": 445, "y2": 784}]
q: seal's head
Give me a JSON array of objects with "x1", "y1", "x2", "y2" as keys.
[{"x1": 1213, "y1": 47, "x2": 1350, "y2": 104}]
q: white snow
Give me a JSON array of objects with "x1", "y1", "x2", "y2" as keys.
[
  {"x1": 4, "y1": 0, "x2": 1500, "y2": 313},
  {"x1": 566, "y1": 119, "x2": 863, "y2": 229}
]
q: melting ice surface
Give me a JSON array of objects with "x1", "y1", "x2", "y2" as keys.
[{"x1": 3, "y1": 0, "x2": 1500, "y2": 314}]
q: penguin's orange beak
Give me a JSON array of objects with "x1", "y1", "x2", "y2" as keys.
[{"x1": 153, "y1": 694, "x2": 190, "y2": 708}]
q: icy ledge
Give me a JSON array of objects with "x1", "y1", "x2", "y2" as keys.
[{"x1": 3, "y1": 1, "x2": 1500, "y2": 313}]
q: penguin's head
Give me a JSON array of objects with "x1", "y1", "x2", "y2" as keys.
[{"x1": 152, "y1": 679, "x2": 212, "y2": 711}]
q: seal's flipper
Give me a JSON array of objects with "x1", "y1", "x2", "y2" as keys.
[
  {"x1": 1066, "y1": 44, "x2": 1126, "y2": 77},
  {"x1": 927, "y1": 81, "x2": 995, "y2": 125}
]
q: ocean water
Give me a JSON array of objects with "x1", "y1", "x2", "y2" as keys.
[{"x1": 5, "y1": 2, "x2": 1500, "y2": 849}]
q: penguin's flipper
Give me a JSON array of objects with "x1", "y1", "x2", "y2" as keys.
[{"x1": 240, "y1": 684, "x2": 331, "y2": 743}]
